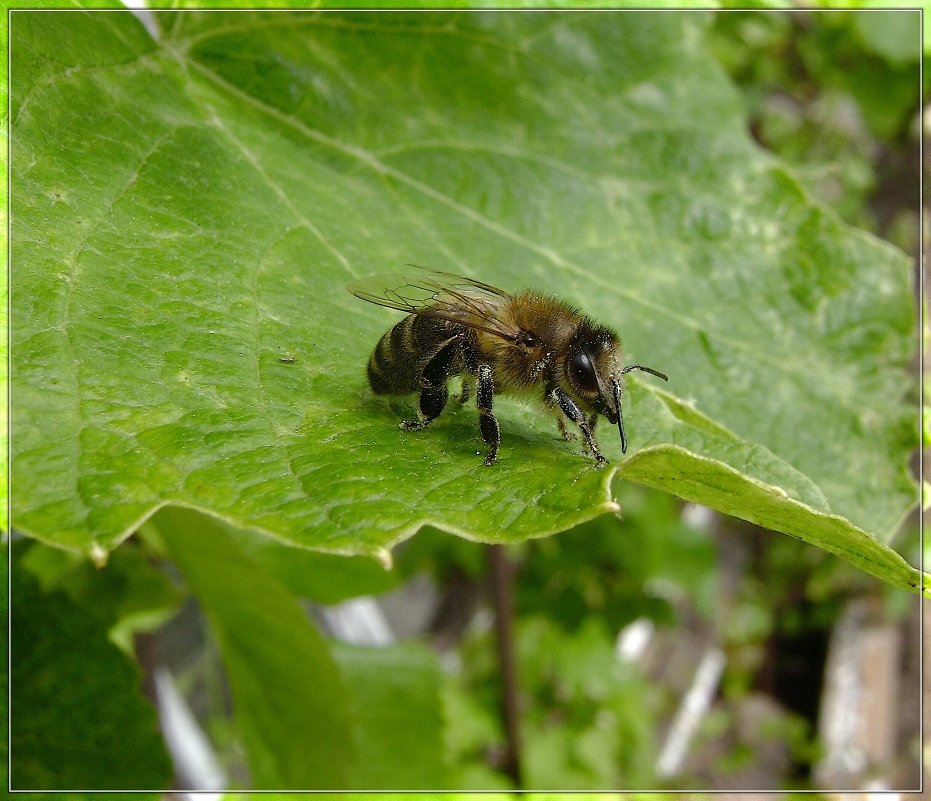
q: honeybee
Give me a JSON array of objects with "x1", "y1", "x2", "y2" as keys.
[{"x1": 347, "y1": 268, "x2": 667, "y2": 466}]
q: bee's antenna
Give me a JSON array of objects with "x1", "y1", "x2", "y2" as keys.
[
  {"x1": 614, "y1": 365, "x2": 666, "y2": 454},
  {"x1": 612, "y1": 380, "x2": 627, "y2": 454},
  {"x1": 621, "y1": 364, "x2": 669, "y2": 382}
]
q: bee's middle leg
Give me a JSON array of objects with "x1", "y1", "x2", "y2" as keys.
[
  {"x1": 456, "y1": 376, "x2": 474, "y2": 405},
  {"x1": 477, "y1": 363, "x2": 500, "y2": 465},
  {"x1": 401, "y1": 339, "x2": 458, "y2": 432}
]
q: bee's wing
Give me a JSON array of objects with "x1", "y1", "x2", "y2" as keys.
[{"x1": 347, "y1": 268, "x2": 521, "y2": 342}]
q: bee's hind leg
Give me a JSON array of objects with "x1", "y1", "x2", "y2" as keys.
[{"x1": 401, "y1": 338, "x2": 459, "y2": 432}]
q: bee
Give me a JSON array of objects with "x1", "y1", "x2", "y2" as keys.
[{"x1": 347, "y1": 268, "x2": 667, "y2": 466}]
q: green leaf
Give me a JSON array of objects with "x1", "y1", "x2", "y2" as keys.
[
  {"x1": 154, "y1": 506, "x2": 354, "y2": 789},
  {"x1": 333, "y1": 641, "x2": 448, "y2": 789},
  {"x1": 10, "y1": 544, "x2": 172, "y2": 790},
  {"x1": 621, "y1": 442, "x2": 924, "y2": 593},
  {"x1": 12, "y1": 11, "x2": 920, "y2": 590},
  {"x1": 0, "y1": 4, "x2": 10, "y2": 530}
]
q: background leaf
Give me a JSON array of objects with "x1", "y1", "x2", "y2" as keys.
[
  {"x1": 154, "y1": 506, "x2": 355, "y2": 789},
  {"x1": 332, "y1": 641, "x2": 449, "y2": 789},
  {"x1": 10, "y1": 544, "x2": 172, "y2": 791},
  {"x1": 11, "y1": 11, "x2": 918, "y2": 589},
  {"x1": 19, "y1": 538, "x2": 185, "y2": 653}
]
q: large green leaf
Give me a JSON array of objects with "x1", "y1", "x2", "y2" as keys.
[{"x1": 11, "y1": 10, "x2": 921, "y2": 591}]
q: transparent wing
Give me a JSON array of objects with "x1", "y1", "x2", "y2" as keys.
[{"x1": 347, "y1": 266, "x2": 521, "y2": 342}]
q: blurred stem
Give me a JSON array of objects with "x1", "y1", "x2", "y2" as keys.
[{"x1": 488, "y1": 543, "x2": 521, "y2": 787}]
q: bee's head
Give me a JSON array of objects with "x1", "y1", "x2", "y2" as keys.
[
  {"x1": 565, "y1": 323, "x2": 667, "y2": 453},
  {"x1": 565, "y1": 323, "x2": 622, "y2": 419}
]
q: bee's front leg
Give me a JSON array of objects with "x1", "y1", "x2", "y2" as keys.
[
  {"x1": 555, "y1": 417, "x2": 576, "y2": 441},
  {"x1": 549, "y1": 387, "x2": 606, "y2": 466},
  {"x1": 584, "y1": 414, "x2": 599, "y2": 456},
  {"x1": 476, "y1": 363, "x2": 500, "y2": 465}
]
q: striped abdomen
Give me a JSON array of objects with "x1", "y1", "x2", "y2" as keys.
[{"x1": 367, "y1": 314, "x2": 460, "y2": 395}]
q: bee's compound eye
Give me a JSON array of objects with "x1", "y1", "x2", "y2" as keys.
[{"x1": 569, "y1": 350, "x2": 598, "y2": 393}]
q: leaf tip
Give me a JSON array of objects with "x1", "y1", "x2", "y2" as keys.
[
  {"x1": 88, "y1": 542, "x2": 109, "y2": 568},
  {"x1": 373, "y1": 547, "x2": 394, "y2": 571}
]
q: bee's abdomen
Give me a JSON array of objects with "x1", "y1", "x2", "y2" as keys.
[{"x1": 368, "y1": 314, "x2": 453, "y2": 395}]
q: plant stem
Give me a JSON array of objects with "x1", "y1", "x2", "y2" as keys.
[{"x1": 488, "y1": 543, "x2": 521, "y2": 787}]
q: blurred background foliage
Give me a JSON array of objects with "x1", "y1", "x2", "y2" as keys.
[
  {"x1": 10, "y1": 6, "x2": 923, "y2": 794},
  {"x1": 710, "y1": 8, "x2": 921, "y2": 255}
]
